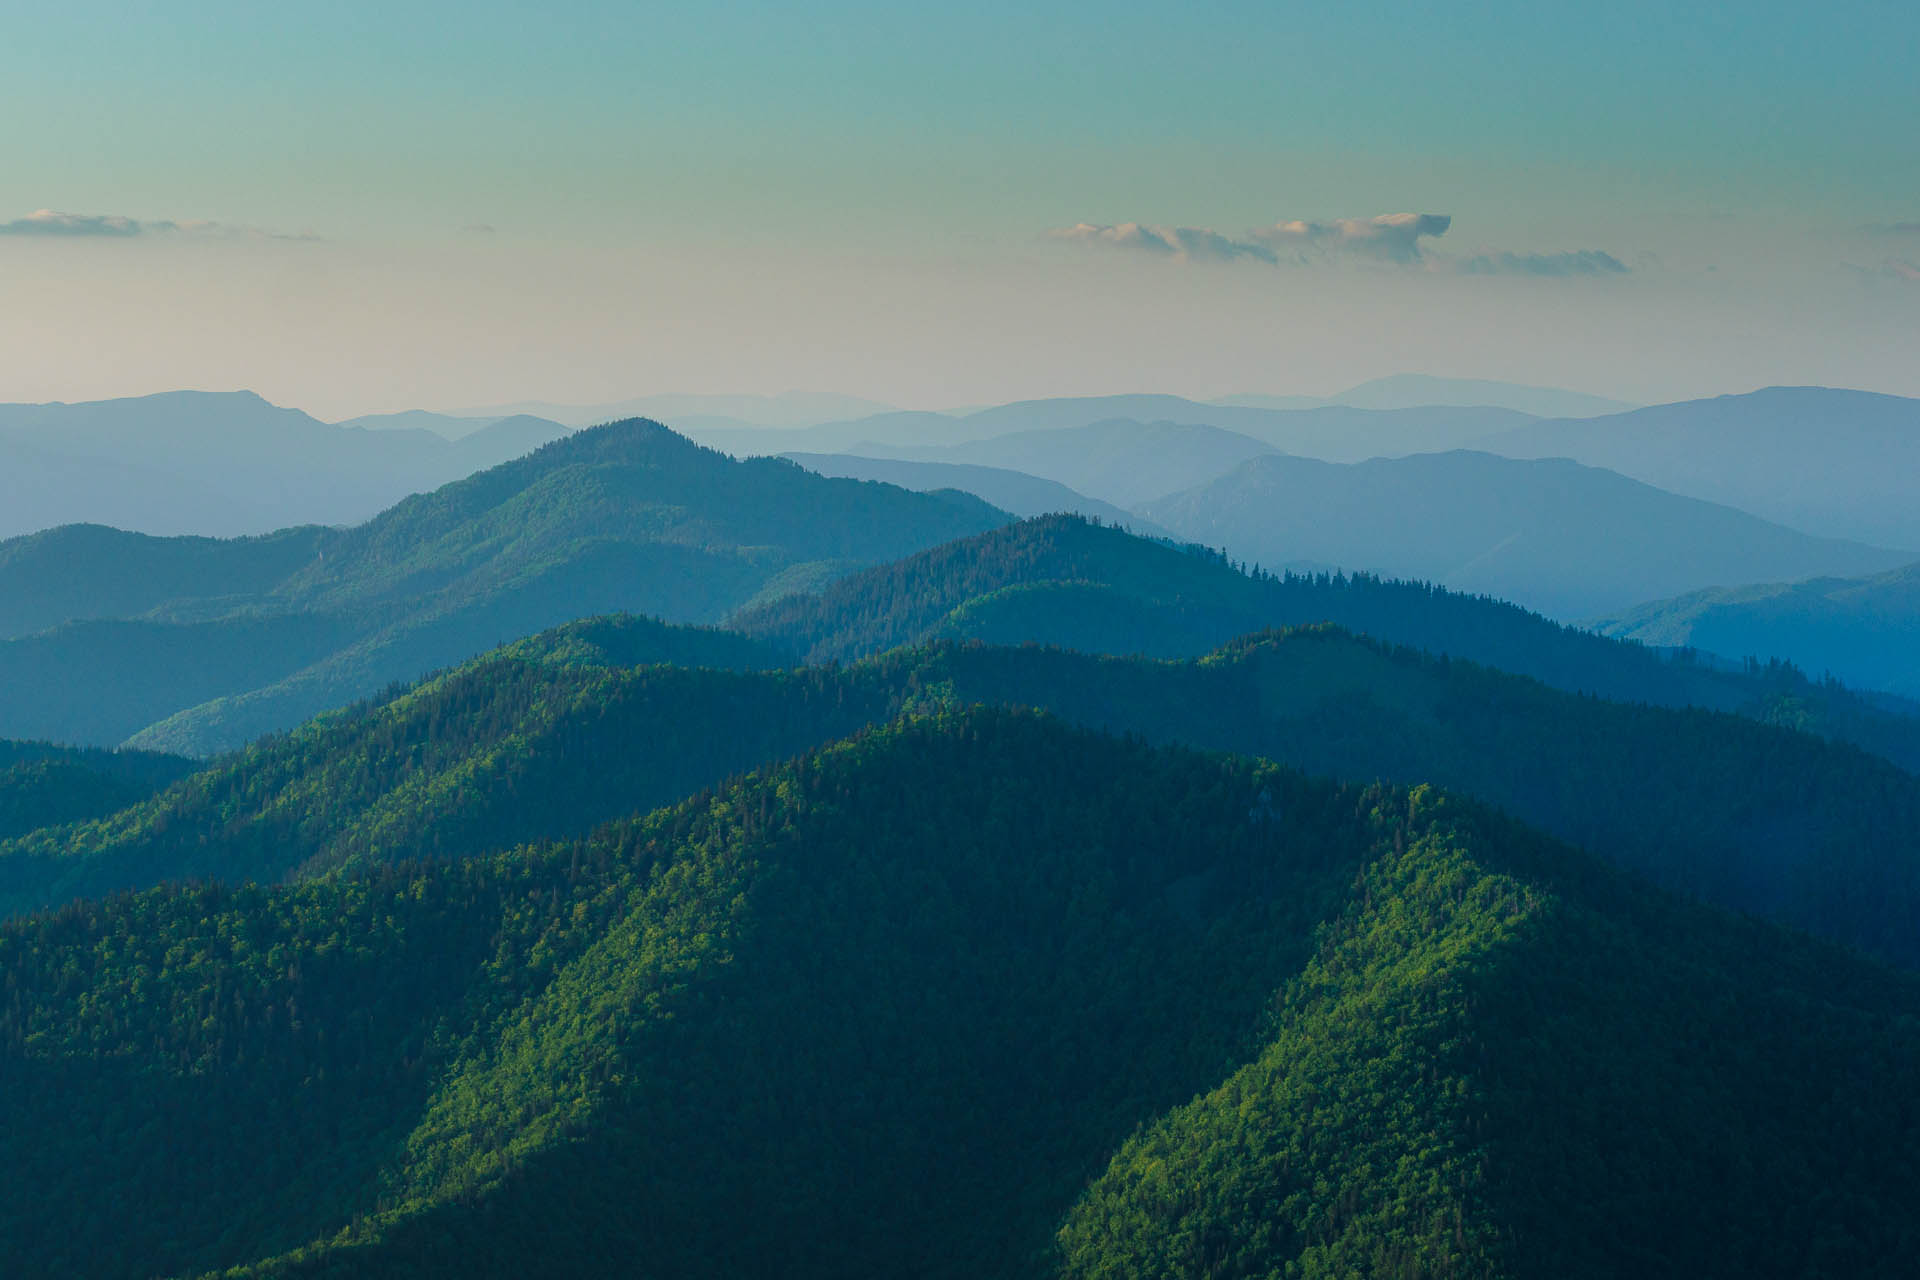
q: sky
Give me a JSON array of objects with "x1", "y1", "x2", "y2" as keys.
[{"x1": 2, "y1": 0, "x2": 1917, "y2": 419}]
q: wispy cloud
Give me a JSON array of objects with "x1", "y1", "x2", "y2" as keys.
[
  {"x1": 1848, "y1": 258, "x2": 1920, "y2": 283},
  {"x1": 0, "y1": 210, "x2": 145, "y2": 236},
  {"x1": 1864, "y1": 222, "x2": 1920, "y2": 236},
  {"x1": 1252, "y1": 212, "x2": 1453, "y2": 264},
  {"x1": 1049, "y1": 221, "x2": 1276, "y2": 263},
  {"x1": 1049, "y1": 210, "x2": 1634, "y2": 281},
  {"x1": 0, "y1": 209, "x2": 321, "y2": 241},
  {"x1": 1460, "y1": 249, "x2": 1630, "y2": 277}
]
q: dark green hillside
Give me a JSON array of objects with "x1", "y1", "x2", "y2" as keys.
[
  {"x1": 0, "y1": 420, "x2": 1007, "y2": 752},
  {"x1": 1, "y1": 711, "x2": 1916, "y2": 1278},
  {"x1": 268, "y1": 420, "x2": 1005, "y2": 613},
  {"x1": 0, "y1": 741, "x2": 196, "y2": 839},
  {"x1": 904, "y1": 631, "x2": 1920, "y2": 965},
  {"x1": 9, "y1": 623, "x2": 1920, "y2": 968},
  {"x1": 1057, "y1": 789, "x2": 1920, "y2": 1280},
  {"x1": 739, "y1": 514, "x2": 1920, "y2": 769},
  {"x1": 0, "y1": 523, "x2": 332, "y2": 638},
  {"x1": 0, "y1": 619, "x2": 806, "y2": 914},
  {"x1": 121, "y1": 541, "x2": 791, "y2": 756},
  {"x1": 0, "y1": 612, "x2": 367, "y2": 745}
]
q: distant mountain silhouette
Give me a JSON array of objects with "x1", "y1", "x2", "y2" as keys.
[
  {"x1": 780, "y1": 452, "x2": 1172, "y2": 535},
  {"x1": 1332, "y1": 374, "x2": 1634, "y2": 417},
  {"x1": 850, "y1": 419, "x2": 1281, "y2": 506},
  {"x1": 1216, "y1": 375, "x2": 1634, "y2": 418},
  {"x1": 0, "y1": 390, "x2": 571, "y2": 538},
  {"x1": 335, "y1": 409, "x2": 567, "y2": 442},
  {"x1": 1475, "y1": 386, "x2": 1920, "y2": 548},
  {"x1": 1594, "y1": 560, "x2": 1920, "y2": 697},
  {"x1": 681, "y1": 396, "x2": 1531, "y2": 463},
  {"x1": 1140, "y1": 450, "x2": 1912, "y2": 619},
  {"x1": 451, "y1": 391, "x2": 899, "y2": 430}
]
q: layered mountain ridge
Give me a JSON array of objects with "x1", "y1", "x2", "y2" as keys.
[{"x1": 3, "y1": 709, "x2": 1916, "y2": 1278}]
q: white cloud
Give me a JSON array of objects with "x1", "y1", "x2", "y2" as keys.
[
  {"x1": 1049, "y1": 221, "x2": 1277, "y2": 264},
  {"x1": 0, "y1": 209, "x2": 146, "y2": 236},
  {"x1": 1050, "y1": 211, "x2": 1636, "y2": 281},
  {"x1": 1252, "y1": 212, "x2": 1453, "y2": 264},
  {"x1": 0, "y1": 209, "x2": 321, "y2": 241},
  {"x1": 1848, "y1": 258, "x2": 1920, "y2": 283}
]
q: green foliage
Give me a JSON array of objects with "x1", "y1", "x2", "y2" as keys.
[
  {"x1": 1060, "y1": 790, "x2": 1920, "y2": 1279},
  {"x1": 0, "y1": 742, "x2": 197, "y2": 839},
  {"x1": 9, "y1": 623, "x2": 1920, "y2": 969},
  {"x1": 738, "y1": 514, "x2": 1920, "y2": 770},
  {"x1": 2, "y1": 712, "x2": 1916, "y2": 1278},
  {"x1": 0, "y1": 522, "x2": 332, "y2": 640}
]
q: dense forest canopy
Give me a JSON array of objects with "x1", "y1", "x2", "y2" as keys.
[
  {"x1": 1, "y1": 710, "x2": 1915, "y2": 1278},
  {"x1": 7, "y1": 621, "x2": 1919, "y2": 970}
]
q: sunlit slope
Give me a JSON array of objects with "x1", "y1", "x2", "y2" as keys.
[
  {"x1": 8, "y1": 625, "x2": 1919, "y2": 967},
  {"x1": 2, "y1": 711, "x2": 1915, "y2": 1278}
]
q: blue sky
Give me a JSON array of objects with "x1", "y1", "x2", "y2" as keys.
[{"x1": 3, "y1": 1, "x2": 1916, "y2": 416}]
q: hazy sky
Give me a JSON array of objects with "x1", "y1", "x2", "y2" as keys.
[{"x1": 4, "y1": 1, "x2": 1917, "y2": 418}]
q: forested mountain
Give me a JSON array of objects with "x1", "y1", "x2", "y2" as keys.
[
  {"x1": 0, "y1": 523, "x2": 332, "y2": 639},
  {"x1": 0, "y1": 740, "x2": 196, "y2": 841},
  {"x1": 1476, "y1": 386, "x2": 1920, "y2": 548},
  {"x1": 3, "y1": 709, "x2": 1917, "y2": 1278},
  {"x1": 1595, "y1": 560, "x2": 1920, "y2": 696},
  {"x1": 780, "y1": 451, "x2": 1171, "y2": 534},
  {"x1": 736, "y1": 514, "x2": 1920, "y2": 770},
  {"x1": 10, "y1": 622, "x2": 1920, "y2": 969},
  {"x1": 1140, "y1": 450, "x2": 1910, "y2": 619},
  {"x1": 0, "y1": 421, "x2": 1006, "y2": 753},
  {"x1": 0, "y1": 390, "x2": 571, "y2": 539}
]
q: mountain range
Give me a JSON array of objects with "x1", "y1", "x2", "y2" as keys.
[
  {"x1": 1216, "y1": 372, "x2": 1637, "y2": 417},
  {"x1": 1594, "y1": 561, "x2": 1920, "y2": 697},
  {"x1": 0, "y1": 422, "x2": 1004, "y2": 752},
  {"x1": 4, "y1": 705, "x2": 1918, "y2": 1277},
  {"x1": 0, "y1": 390, "x2": 571, "y2": 538},
  {"x1": 1478, "y1": 386, "x2": 1920, "y2": 548},
  {"x1": 1140, "y1": 450, "x2": 1913, "y2": 619},
  {"x1": 5, "y1": 384, "x2": 1920, "y2": 1276},
  {"x1": 678, "y1": 396, "x2": 1534, "y2": 463},
  {"x1": 9, "y1": 614, "x2": 1919, "y2": 965},
  {"x1": 778, "y1": 451, "x2": 1169, "y2": 534}
]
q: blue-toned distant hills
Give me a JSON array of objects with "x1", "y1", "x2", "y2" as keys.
[{"x1": 0, "y1": 390, "x2": 573, "y2": 539}]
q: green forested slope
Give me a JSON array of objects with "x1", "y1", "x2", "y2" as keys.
[
  {"x1": 1058, "y1": 789, "x2": 1920, "y2": 1280},
  {"x1": 0, "y1": 740, "x2": 197, "y2": 839},
  {"x1": 1, "y1": 711, "x2": 1915, "y2": 1278},
  {"x1": 737, "y1": 514, "x2": 1920, "y2": 769},
  {"x1": 8, "y1": 624, "x2": 1920, "y2": 968},
  {"x1": 0, "y1": 523, "x2": 333, "y2": 639}
]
